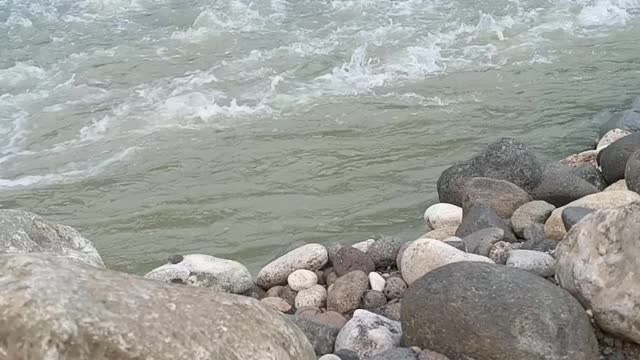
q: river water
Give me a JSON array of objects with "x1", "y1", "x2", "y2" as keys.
[{"x1": 1, "y1": 0, "x2": 640, "y2": 274}]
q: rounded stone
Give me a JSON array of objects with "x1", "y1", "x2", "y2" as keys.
[
  {"x1": 462, "y1": 227, "x2": 504, "y2": 257},
  {"x1": 318, "y1": 355, "x2": 341, "y2": 360},
  {"x1": 335, "y1": 309, "x2": 402, "y2": 359},
  {"x1": 455, "y1": 203, "x2": 516, "y2": 242},
  {"x1": 531, "y1": 164, "x2": 600, "y2": 207},
  {"x1": 421, "y1": 226, "x2": 458, "y2": 241},
  {"x1": 511, "y1": 200, "x2": 556, "y2": 237},
  {"x1": 313, "y1": 311, "x2": 348, "y2": 330},
  {"x1": 367, "y1": 237, "x2": 404, "y2": 269},
  {"x1": 361, "y1": 290, "x2": 387, "y2": 309},
  {"x1": 266, "y1": 285, "x2": 283, "y2": 298},
  {"x1": 396, "y1": 241, "x2": 413, "y2": 271},
  {"x1": 560, "y1": 150, "x2": 598, "y2": 168},
  {"x1": 327, "y1": 270, "x2": 369, "y2": 314},
  {"x1": 383, "y1": 276, "x2": 407, "y2": 300},
  {"x1": 506, "y1": 250, "x2": 556, "y2": 277},
  {"x1": 351, "y1": 239, "x2": 375, "y2": 253},
  {"x1": 288, "y1": 269, "x2": 318, "y2": 291},
  {"x1": 295, "y1": 284, "x2": 327, "y2": 309},
  {"x1": 561, "y1": 207, "x2": 595, "y2": 232},
  {"x1": 332, "y1": 247, "x2": 375, "y2": 277},
  {"x1": 256, "y1": 244, "x2": 328, "y2": 289},
  {"x1": 625, "y1": 150, "x2": 640, "y2": 194},
  {"x1": 423, "y1": 203, "x2": 463, "y2": 229},
  {"x1": 571, "y1": 164, "x2": 607, "y2": 191},
  {"x1": 369, "y1": 272, "x2": 386, "y2": 292},
  {"x1": 598, "y1": 132, "x2": 640, "y2": 184},
  {"x1": 326, "y1": 271, "x2": 338, "y2": 286},
  {"x1": 261, "y1": 297, "x2": 293, "y2": 313},
  {"x1": 488, "y1": 241, "x2": 511, "y2": 264},
  {"x1": 287, "y1": 315, "x2": 340, "y2": 356},
  {"x1": 370, "y1": 348, "x2": 419, "y2": 360},
  {"x1": 461, "y1": 177, "x2": 532, "y2": 218}
]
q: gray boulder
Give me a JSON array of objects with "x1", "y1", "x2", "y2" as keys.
[
  {"x1": 0, "y1": 254, "x2": 315, "y2": 360},
  {"x1": 335, "y1": 309, "x2": 402, "y2": 359},
  {"x1": 625, "y1": 150, "x2": 640, "y2": 194},
  {"x1": 402, "y1": 262, "x2": 599, "y2": 360},
  {"x1": 333, "y1": 247, "x2": 375, "y2": 277},
  {"x1": 0, "y1": 209, "x2": 104, "y2": 268},
  {"x1": 511, "y1": 200, "x2": 556, "y2": 238},
  {"x1": 288, "y1": 315, "x2": 339, "y2": 355},
  {"x1": 367, "y1": 237, "x2": 403, "y2": 270},
  {"x1": 455, "y1": 204, "x2": 516, "y2": 242},
  {"x1": 598, "y1": 109, "x2": 640, "y2": 138},
  {"x1": 531, "y1": 164, "x2": 600, "y2": 207},
  {"x1": 462, "y1": 227, "x2": 504, "y2": 257},
  {"x1": 437, "y1": 138, "x2": 543, "y2": 206},
  {"x1": 461, "y1": 177, "x2": 532, "y2": 218},
  {"x1": 597, "y1": 132, "x2": 640, "y2": 184}
]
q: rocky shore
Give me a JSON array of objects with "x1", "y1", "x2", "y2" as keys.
[{"x1": 2, "y1": 108, "x2": 640, "y2": 359}]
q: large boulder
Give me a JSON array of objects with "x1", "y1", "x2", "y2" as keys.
[
  {"x1": 455, "y1": 203, "x2": 516, "y2": 242},
  {"x1": 437, "y1": 138, "x2": 543, "y2": 205},
  {"x1": 144, "y1": 254, "x2": 253, "y2": 294},
  {"x1": 0, "y1": 254, "x2": 315, "y2": 360},
  {"x1": 460, "y1": 177, "x2": 532, "y2": 218},
  {"x1": 256, "y1": 244, "x2": 328, "y2": 289},
  {"x1": 625, "y1": 150, "x2": 640, "y2": 194},
  {"x1": 597, "y1": 132, "x2": 640, "y2": 184},
  {"x1": 598, "y1": 109, "x2": 640, "y2": 138},
  {"x1": 0, "y1": 209, "x2": 104, "y2": 268},
  {"x1": 401, "y1": 262, "x2": 599, "y2": 360},
  {"x1": 543, "y1": 190, "x2": 640, "y2": 240},
  {"x1": 531, "y1": 164, "x2": 600, "y2": 207},
  {"x1": 556, "y1": 203, "x2": 640, "y2": 344},
  {"x1": 334, "y1": 309, "x2": 402, "y2": 358}
]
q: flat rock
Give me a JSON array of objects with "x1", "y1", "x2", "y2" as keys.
[
  {"x1": 261, "y1": 297, "x2": 293, "y2": 313},
  {"x1": 455, "y1": 203, "x2": 516, "y2": 242},
  {"x1": 288, "y1": 269, "x2": 318, "y2": 291},
  {"x1": 625, "y1": 150, "x2": 640, "y2": 194},
  {"x1": 333, "y1": 247, "x2": 375, "y2": 277},
  {"x1": 531, "y1": 164, "x2": 600, "y2": 207},
  {"x1": 560, "y1": 150, "x2": 598, "y2": 168},
  {"x1": 369, "y1": 272, "x2": 386, "y2": 292},
  {"x1": 288, "y1": 315, "x2": 340, "y2": 356},
  {"x1": 556, "y1": 203, "x2": 640, "y2": 344},
  {"x1": 597, "y1": 128, "x2": 632, "y2": 152},
  {"x1": 423, "y1": 203, "x2": 463, "y2": 229},
  {"x1": 462, "y1": 227, "x2": 504, "y2": 257},
  {"x1": 506, "y1": 249, "x2": 556, "y2": 277},
  {"x1": 0, "y1": 254, "x2": 315, "y2": 360},
  {"x1": 361, "y1": 290, "x2": 387, "y2": 309},
  {"x1": 597, "y1": 132, "x2": 640, "y2": 184},
  {"x1": 401, "y1": 262, "x2": 599, "y2": 360},
  {"x1": 327, "y1": 270, "x2": 369, "y2": 314},
  {"x1": 0, "y1": 209, "x2": 104, "y2": 268},
  {"x1": 544, "y1": 191, "x2": 640, "y2": 240},
  {"x1": 401, "y1": 238, "x2": 494, "y2": 285},
  {"x1": 605, "y1": 179, "x2": 628, "y2": 191},
  {"x1": 370, "y1": 348, "x2": 418, "y2": 360},
  {"x1": 145, "y1": 254, "x2": 253, "y2": 294},
  {"x1": 421, "y1": 226, "x2": 458, "y2": 241},
  {"x1": 367, "y1": 237, "x2": 403, "y2": 269},
  {"x1": 461, "y1": 177, "x2": 532, "y2": 218},
  {"x1": 383, "y1": 276, "x2": 407, "y2": 300},
  {"x1": 562, "y1": 207, "x2": 595, "y2": 232},
  {"x1": 511, "y1": 200, "x2": 556, "y2": 238},
  {"x1": 598, "y1": 109, "x2": 640, "y2": 138},
  {"x1": 334, "y1": 309, "x2": 402, "y2": 359},
  {"x1": 295, "y1": 284, "x2": 327, "y2": 309},
  {"x1": 257, "y1": 243, "x2": 328, "y2": 289}
]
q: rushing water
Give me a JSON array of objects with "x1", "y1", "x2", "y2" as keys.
[{"x1": 1, "y1": 0, "x2": 640, "y2": 274}]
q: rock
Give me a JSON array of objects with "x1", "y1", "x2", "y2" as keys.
[
  {"x1": 369, "y1": 272, "x2": 386, "y2": 292},
  {"x1": 295, "y1": 284, "x2": 327, "y2": 309},
  {"x1": 334, "y1": 309, "x2": 402, "y2": 359},
  {"x1": 626, "y1": 150, "x2": 640, "y2": 194},
  {"x1": 145, "y1": 254, "x2": 253, "y2": 294},
  {"x1": 462, "y1": 228, "x2": 504, "y2": 257},
  {"x1": 521, "y1": 236, "x2": 558, "y2": 253},
  {"x1": 606, "y1": 179, "x2": 629, "y2": 191},
  {"x1": 280, "y1": 285, "x2": 298, "y2": 307},
  {"x1": 383, "y1": 276, "x2": 407, "y2": 300},
  {"x1": 461, "y1": 177, "x2": 532, "y2": 218},
  {"x1": 376, "y1": 299, "x2": 402, "y2": 322},
  {"x1": 288, "y1": 315, "x2": 340, "y2": 356},
  {"x1": 401, "y1": 262, "x2": 599, "y2": 360},
  {"x1": 531, "y1": 164, "x2": 601, "y2": 207},
  {"x1": 423, "y1": 203, "x2": 463, "y2": 229},
  {"x1": 361, "y1": 290, "x2": 387, "y2": 309},
  {"x1": 242, "y1": 284, "x2": 267, "y2": 300},
  {"x1": 417, "y1": 350, "x2": 451, "y2": 360},
  {"x1": 367, "y1": 237, "x2": 403, "y2": 269},
  {"x1": 511, "y1": 200, "x2": 556, "y2": 238},
  {"x1": 288, "y1": 269, "x2": 318, "y2": 291},
  {"x1": 352, "y1": 239, "x2": 375, "y2": 253},
  {"x1": 311, "y1": 311, "x2": 348, "y2": 330},
  {"x1": 327, "y1": 243, "x2": 343, "y2": 266},
  {"x1": 333, "y1": 247, "x2": 375, "y2": 277},
  {"x1": 544, "y1": 190, "x2": 640, "y2": 240},
  {"x1": 266, "y1": 285, "x2": 283, "y2": 298},
  {"x1": 556, "y1": 203, "x2": 640, "y2": 344},
  {"x1": 455, "y1": 203, "x2": 516, "y2": 242},
  {"x1": 370, "y1": 348, "x2": 418, "y2": 360},
  {"x1": 421, "y1": 226, "x2": 458, "y2": 241},
  {"x1": 257, "y1": 243, "x2": 328, "y2": 289},
  {"x1": 597, "y1": 128, "x2": 632, "y2": 152},
  {"x1": 327, "y1": 270, "x2": 369, "y2": 314},
  {"x1": 443, "y1": 236, "x2": 465, "y2": 251},
  {"x1": 168, "y1": 254, "x2": 183, "y2": 264},
  {"x1": 261, "y1": 297, "x2": 293, "y2": 313},
  {"x1": 598, "y1": 109, "x2": 640, "y2": 138},
  {"x1": 437, "y1": 138, "x2": 543, "y2": 205},
  {"x1": 327, "y1": 271, "x2": 338, "y2": 285},
  {"x1": 488, "y1": 241, "x2": 511, "y2": 264},
  {"x1": 334, "y1": 349, "x2": 360, "y2": 360},
  {"x1": 296, "y1": 306, "x2": 321, "y2": 317},
  {"x1": 561, "y1": 207, "x2": 595, "y2": 232},
  {"x1": 318, "y1": 355, "x2": 342, "y2": 360},
  {"x1": 506, "y1": 250, "x2": 556, "y2": 277},
  {"x1": 396, "y1": 241, "x2": 413, "y2": 271},
  {"x1": 316, "y1": 270, "x2": 325, "y2": 285},
  {"x1": 400, "y1": 238, "x2": 494, "y2": 285},
  {"x1": 0, "y1": 253, "x2": 315, "y2": 360},
  {"x1": 522, "y1": 222, "x2": 545, "y2": 242},
  {"x1": 560, "y1": 150, "x2": 598, "y2": 168},
  {"x1": 0, "y1": 209, "x2": 104, "y2": 268},
  {"x1": 598, "y1": 132, "x2": 640, "y2": 184},
  {"x1": 571, "y1": 164, "x2": 607, "y2": 191}
]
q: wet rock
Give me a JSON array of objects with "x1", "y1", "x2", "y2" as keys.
[
  {"x1": 288, "y1": 315, "x2": 340, "y2": 356},
  {"x1": 361, "y1": 290, "x2": 387, "y2": 309},
  {"x1": 511, "y1": 200, "x2": 556, "y2": 238},
  {"x1": 261, "y1": 297, "x2": 293, "y2": 313},
  {"x1": 455, "y1": 203, "x2": 516, "y2": 242},
  {"x1": 402, "y1": 262, "x2": 599, "y2": 360},
  {"x1": 288, "y1": 269, "x2": 318, "y2": 291},
  {"x1": 335, "y1": 309, "x2": 402, "y2": 359},
  {"x1": 598, "y1": 109, "x2": 640, "y2": 138},
  {"x1": 462, "y1": 227, "x2": 504, "y2": 257},
  {"x1": 625, "y1": 150, "x2": 640, "y2": 194},
  {"x1": 327, "y1": 270, "x2": 369, "y2": 314},
  {"x1": 0, "y1": 253, "x2": 315, "y2": 360},
  {"x1": 531, "y1": 164, "x2": 600, "y2": 207},
  {"x1": 437, "y1": 138, "x2": 543, "y2": 205},
  {"x1": 506, "y1": 250, "x2": 556, "y2": 277},
  {"x1": 488, "y1": 241, "x2": 511, "y2": 264},
  {"x1": 423, "y1": 203, "x2": 463, "y2": 229},
  {"x1": 597, "y1": 132, "x2": 640, "y2": 184},
  {"x1": 367, "y1": 237, "x2": 403, "y2": 269},
  {"x1": 333, "y1": 247, "x2": 375, "y2": 277},
  {"x1": 383, "y1": 276, "x2": 407, "y2": 300},
  {"x1": 352, "y1": 239, "x2": 375, "y2": 253},
  {"x1": 0, "y1": 209, "x2": 104, "y2": 268},
  {"x1": 461, "y1": 177, "x2": 532, "y2": 218},
  {"x1": 562, "y1": 207, "x2": 595, "y2": 232},
  {"x1": 556, "y1": 203, "x2": 640, "y2": 344},
  {"x1": 295, "y1": 284, "x2": 327, "y2": 309},
  {"x1": 370, "y1": 348, "x2": 418, "y2": 360},
  {"x1": 145, "y1": 254, "x2": 253, "y2": 294},
  {"x1": 560, "y1": 150, "x2": 598, "y2": 168},
  {"x1": 368, "y1": 272, "x2": 385, "y2": 292},
  {"x1": 257, "y1": 243, "x2": 328, "y2": 289},
  {"x1": 421, "y1": 226, "x2": 458, "y2": 241},
  {"x1": 401, "y1": 238, "x2": 494, "y2": 285},
  {"x1": 597, "y1": 128, "x2": 632, "y2": 152}
]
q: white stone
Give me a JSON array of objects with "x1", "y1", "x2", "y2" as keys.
[
  {"x1": 295, "y1": 284, "x2": 327, "y2": 309},
  {"x1": 287, "y1": 269, "x2": 318, "y2": 291},
  {"x1": 368, "y1": 272, "x2": 386, "y2": 292},
  {"x1": 423, "y1": 203, "x2": 463, "y2": 229},
  {"x1": 144, "y1": 254, "x2": 253, "y2": 294},
  {"x1": 334, "y1": 309, "x2": 402, "y2": 358},
  {"x1": 506, "y1": 250, "x2": 556, "y2": 277},
  {"x1": 401, "y1": 238, "x2": 494, "y2": 285},
  {"x1": 256, "y1": 244, "x2": 328, "y2": 289},
  {"x1": 352, "y1": 239, "x2": 375, "y2": 253},
  {"x1": 597, "y1": 128, "x2": 631, "y2": 153}
]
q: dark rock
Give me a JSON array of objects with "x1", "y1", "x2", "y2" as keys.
[
  {"x1": 572, "y1": 164, "x2": 607, "y2": 191},
  {"x1": 455, "y1": 204, "x2": 516, "y2": 242},
  {"x1": 334, "y1": 349, "x2": 360, "y2": 360},
  {"x1": 522, "y1": 223, "x2": 545, "y2": 242},
  {"x1": 561, "y1": 207, "x2": 595, "y2": 232},
  {"x1": 327, "y1": 270, "x2": 369, "y2": 314},
  {"x1": 383, "y1": 276, "x2": 407, "y2": 300},
  {"x1": 437, "y1": 138, "x2": 543, "y2": 205},
  {"x1": 521, "y1": 238, "x2": 558, "y2": 253},
  {"x1": 401, "y1": 262, "x2": 599, "y2": 360},
  {"x1": 280, "y1": 285, "x2": 298, "y2": 308},
  {"x1": 598, "y1": 132, "x2": 640, "y2": 184},
  {"x1": 241, "y1": 284, "x2": 267, "y2": 300},
  {"x1": 361, "y1": 290, "x2": 387, "y2": 309},
  {"x1": 625, "y1": 150, "x2": 640, "y2": 194},
  {"x1": 461, "y1": 177, "x2": 532, "y2": 218},
  {"x1": 333, "y1": 247, "x2": 375, "y2": 277},
  {"x1": 335, "y1": 309, "x2": 402, "y2": 358},
  {"x1": 598, "y1": 109, "x2": 640, "y2": 138},
  {"x1": 287, "y1": 315, "x2": 339, "y2": 356},
  {"x1": 367, "y1": 237, "x2": 403, "y2": 270},
  {"x1": 370, "y1": 348, "x2": 418, "y2": 360},
  {"x1": 462, "y1": 228, "x2": 504, "y2": 257},
  {"x1": 168, "y1": 254, "x2": 183, "y2": 264},
  {"x1": 443, "y1": 237, "x2": 466, "y2": 251},
  {"x1": 531, "y1": 164, "x2": 600, "y2": 207}
]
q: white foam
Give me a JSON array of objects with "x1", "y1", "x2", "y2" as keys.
[
  {"x1": 0, "y1": 63, "x2": 48, "y2": 92},
  {"x1": 578, "y1": 0, "x2": 640, "y2": 26}
]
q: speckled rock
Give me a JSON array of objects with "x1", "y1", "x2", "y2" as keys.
[
  {"x1": 333, "y1": 247, "x2": 375, "y2": 277},
  {"x1": 352, "y1": 239, "x2": 375, "y2": 253},
  {"x1": 369, "y1": 272, "x2": 386, "y2": 292},
  {"x1": 462, "y1": 228, "x2": 504, "y2": 257},
  {"x1": 423, "y1": 203, "x2": 463, "y2": 229},
  {"x1": 327, "y1": 270, "x2": 369, "y2": 314},
  {"x1": 0, "y1": 209, "x2": 104, "y2": 268},
  {"x1": 288, "y1": 269, "x2": 318, "y2": 291},
  {"x1": 461, "y1": 177, "x2": 532, "y2": 218},
  {"x1": 488, "y1": 241, "x2": 511, "y2": 264},
  {"x1": 368, "y1": 237, "x2": 403, "y2": 269},
  {"x1": 506, "y1": 250, "x2": 556, "y2": 277},
  {"x1": 257, "y1": 244, "x2": 328, "y2": 289},
  {"x1": 261, "y1": 297, "x2": 293, "y2": 313},
  {"x1": 145, "y1": 254, "x2": 253, "y2": 294},
  {"x1": 295, "y1": 284, "x2": 327, "y2": 309},
  {"x1": 597, "y1": 128, "x2": 632, "y2": 152},
  {"x1": 383, "y1": 276, "x2": 407, "y2": 300},
  {"x1": 511, "y1": 200, "x2": 556, "y2": 238},
  {"x1": 327, "y1": 244, "x2": 343, "y2": 265},
  {"x1": 361, "y1": 290, "x2": 387, "y2": 309},
  {"x1": 335, "y1": 309, "x2": 402, "y2": 359},
  {"x1": 560, "y1": 150, "x2": 598, "y2": 168},
  {"x1": 0, "y1": 253, "x2": 316, "y2": 360},
  {"x1": 455, "y1": 204, "x2": 516, "y2": 242},
  {"x1": 421, "y1": 226, "x2": 458, "y2": 241}
]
